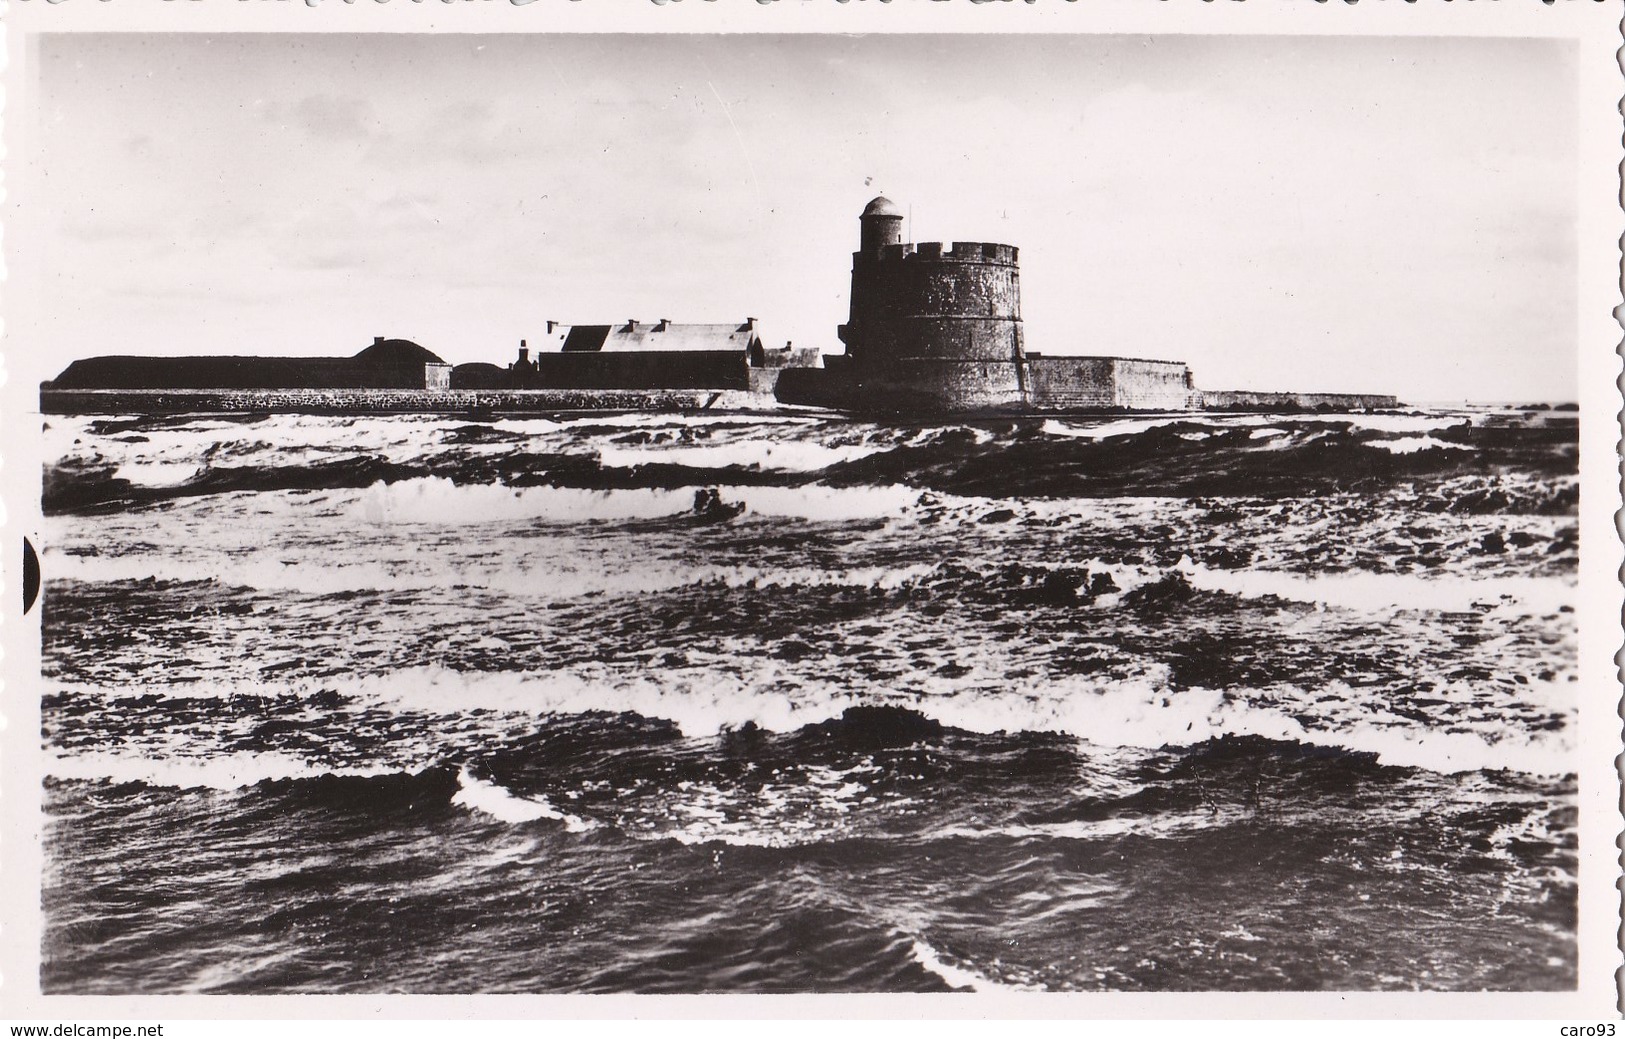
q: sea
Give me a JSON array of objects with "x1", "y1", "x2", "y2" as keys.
[{"x1": 37, "y1": 405, "x2": 1579, "y2": 994}]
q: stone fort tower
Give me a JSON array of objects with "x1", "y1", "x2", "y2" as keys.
[
  {"x1": 837, "y1": 196, "x2": 1029, "y2": 409},
  {"x1": 779, "y1": 196, "x2": 1356, "y2": 413}
]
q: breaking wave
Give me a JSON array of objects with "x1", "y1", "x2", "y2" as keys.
[
  {"x1": 44, "y1": 410, "x2": 1578, "y2": 515},
  {"x1": 45, "y1": 665, "x2": 1575, "y2": 778},
  {"x1": 451, "y1": 769, "x2": 599, "y2": 831},
  {"x1": 45, "y1": 749, "x2": 398, "y2": 791}
]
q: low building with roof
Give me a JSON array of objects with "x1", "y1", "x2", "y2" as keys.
[
  {"x1": 452, "y1": 318, "x2": 818, "y2": 395},
  {"x1": 47, "y1": 338, "x2": 453, "y2": 391}
]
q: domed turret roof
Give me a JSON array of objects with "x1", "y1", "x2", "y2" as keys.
[
  {"x1": 862, "y1": 196, "x2": 904, "y2": 219},
  {"x1": 354, "y1": 338, "x2": 446, "y2": 365}
]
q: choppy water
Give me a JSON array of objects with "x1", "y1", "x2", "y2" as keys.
[{"x1": 40, "y1": 406, "x2": 1579, "y2": 993}]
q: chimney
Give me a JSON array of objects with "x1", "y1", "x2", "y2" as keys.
[
  {"x1": 546, "y1": 320, "x2": 557, "y2": 334},
  {"x1": 518, "y1": 339, "x2": 529, "y2": 365},
  {"x1": 373, "y1": 336, "x2": 385, "y2": 345},
  {"x1": 627, "y1": 319, "x2": 638, "y2": 332},
  {"x1": 656, "y1": 318, "x2": 671, "y2": 332}
]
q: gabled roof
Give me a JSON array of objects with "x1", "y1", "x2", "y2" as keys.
[{"x1": 553, "y1": 321, "x2": 761, "y2": 354}]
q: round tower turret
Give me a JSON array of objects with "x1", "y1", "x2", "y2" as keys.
[{"x1": 859, "y1": 195, "x2": 905, "y2": 255}]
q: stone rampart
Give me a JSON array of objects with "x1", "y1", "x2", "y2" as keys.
[
  {"x1": 523, "y1": 351, "x2": 748, "y2": 391},
  {"x1": 40, "y1": 388, "x2": 723, "y2": 416},
  {"x1": 1023, "y1": 357, "x2": 1116, "y2": 409},
  {"x1": 1107, "y1": 358, "x2": 1198, "y2": 410},
  {"x1": 1200, "y1": 389, "x2": 1401, "y2": 411},
  {"x1": 1019, "y1": 357, "x2": 1195, "y2": 410}
]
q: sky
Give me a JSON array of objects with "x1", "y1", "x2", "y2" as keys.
[{"x1": 27, "y1": 32, "x2": 1578, "y2": 401}]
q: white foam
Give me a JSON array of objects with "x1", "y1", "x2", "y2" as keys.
[
  {"x1": 1343, "y1": 412, "x2": 1473, "y2": 434},
  {"x1": 1005, "y1": 674, "x2": 1576, "y2": 776},
  {"x1": 180, "y1": 949, "x2": 304, "y2": 994},
  {"x1": 353, "y1": 480, "x2": 693, "y2": 526},
  {"x1": 344, "y1": 479, "x2": 922, "y2": 528},
  {"x1": 521, "y1": 412, "x2": 817, "y2": 432},
  {"x1": 482, "y1": 417, "x2": 566, "y2": 436},
  {"x1": 907, "y1": 938, "x2": 1037, "y2": 992},
  {"x1": 727, "y1": 483, "x2": 921, "y2": 521},
  {"x1": 652, "y1": 821, "x2": 804, "y2": 848},
  {"x1": 451, "y1": 770, "x2": 598, "y2": 831},
  {"x1": 596, "y1": 439, "x2": 880, "y2": 473},
  {"x1": 1040, "y1": 412, "x2": 1452, "y2": 444},
  {"x1": 632, "y1": 763, "x2": 879, "y2": 847},
  {"x1": 42, "y1": 542, "x2": 943, "y2": 601},
  {"x1": 270, "y1": 644, "x2": 1584, "y2": 773},
  {"x1": 930, "y1": 809, "x2": 1226, "y2": 843},
  {"x1": 1284, "y1": 715, "x2": 1573, "y2": 776},
  {"x1": 47, "y1": 645, "x2": 1576, "y2": 778},
  {"x1": 1367, "y1": 435, "x2": 1473, "y2": 455},
  {"x1": 112, "y1": 460, "x2": 202, "y2": 488},
  {"x1": 1041, "y1": 417, "x2": 1178, "y2": 440},
  {"x1": 340, "y1": 665, "x2": 866, "y2": 744},
  {"x1": 45, "y1": 749, "x2": 390, "y2": 790},
  {"x1": 1177, "y1": 558, "x2": 1574, "y2": 616}
]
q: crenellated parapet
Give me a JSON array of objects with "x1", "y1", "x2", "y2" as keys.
[{"x1": 865, "y1": 241, "x2": 1020, "y2": 266}]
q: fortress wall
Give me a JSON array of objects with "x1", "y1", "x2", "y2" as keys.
[
  {"x1": 525, "y1": 351, "x2": 748, "y2": 391},
  {"x1": 1024, "y1": 358, "x2": 1194, "y2": 411},
  {"x1": 1200, "y1": 389, "x2": 1401, "y2": 411},
  {"x1": 40, "y1": 388, "x2": 720, "y2": 416},
  {"x1": 771, "y1": 367, "x2": 834, "y2": 408},
  {"x1": 1023, "y1": 357, "x2": 1116, "y2": 409},
  {"x1": 455, "y1": 351, "x2": 807, "y2": 394},
  {"x1": 1109, "y1": 358, "x2": 1196, "y2": 410},
  {"x1": 745, "y1": 367, "x2": 785, "y2": 396}
]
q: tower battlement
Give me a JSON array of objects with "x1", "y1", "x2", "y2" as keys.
[{"x1": 866, "y1": 242, "x2": 1019, "y2": 265}]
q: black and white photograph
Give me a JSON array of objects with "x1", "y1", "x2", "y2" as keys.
[{"x1": 4, "y1": 5, "x2": 1620, "y2": 1018}]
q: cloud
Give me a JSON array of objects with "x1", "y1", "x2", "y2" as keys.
[
  {"x1": 266, "y1": 95, "x2": 379, "y2": 143},
  {"x1": 57, "y1": 215, "x2": 165, "y2": 245},
  {"x1": 301, "y1": 248, "x2": 373, "y2": 272},
  {"x1": 362, "y1": 100, "x2": 549, "y2": 168}
]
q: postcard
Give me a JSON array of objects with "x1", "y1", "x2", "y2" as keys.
[{"x1": 2, "y1": 0, "x2": 1619, "y2": 1024}]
